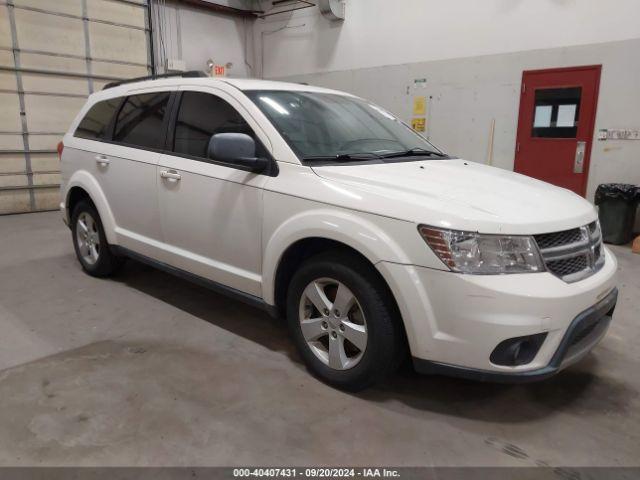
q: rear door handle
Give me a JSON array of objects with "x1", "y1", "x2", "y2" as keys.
[
  {"x1": 160, "y1": 169, "x2": 181, "y2": 181},
  {"x1": 95, "y1": 154, "x2": 110, "y2": 166}
]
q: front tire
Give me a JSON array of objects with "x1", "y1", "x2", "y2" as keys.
[
  {"x1": 71, "y1": 200, "x2": 123, "y2": 277},
  {"x1": 287, "y1": 251, "x2": 404, "y2": 391}
]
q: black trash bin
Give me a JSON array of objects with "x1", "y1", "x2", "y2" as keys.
[{"x1": 595, "y1": 183, "x2": 640, "y2": 245}]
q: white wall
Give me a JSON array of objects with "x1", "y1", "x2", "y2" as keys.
[
  {"x1": 152, "y1": 0, "x2": 256, "y2": 77},
  {"x1": 254, "y1": 0, "x2": 640, "y2": 78}
]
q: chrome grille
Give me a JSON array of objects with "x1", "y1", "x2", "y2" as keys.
[{"x1": 535, "y1": 221, "x2": 604, "y2": 283}]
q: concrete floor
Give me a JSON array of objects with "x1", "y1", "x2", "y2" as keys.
[{"x1": 0, "y1": 211, "x2": 638, "y2": 467}]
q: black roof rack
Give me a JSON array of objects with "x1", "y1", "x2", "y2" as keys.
[{"x1": 102, "y1": 71, "x2": 209, "y2": 90}]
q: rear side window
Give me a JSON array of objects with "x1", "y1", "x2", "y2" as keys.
[
  {"x1": 173, "y1": 91, "x2": 263, "y2": 159},
  {"x1": 74, "y1": 98, "x2": 120, "y2": 140},
  {"x1": 113, "y1": 92, "x2": 171, "y2": 150}
]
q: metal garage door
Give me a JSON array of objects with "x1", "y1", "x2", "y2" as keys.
[{"x1": 0, "y1": 0, "x2": 152, "y2": 214}]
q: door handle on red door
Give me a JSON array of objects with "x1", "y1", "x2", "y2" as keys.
[
  {"x1": 574, "y1": 141, "x2": 586, "y2": 174},
  {"x1": 95, "y1": 155, "x2": 110, "y2": 166},
  {"x1": 160, "y1": 169, "x2": 181, "y2": 181}
]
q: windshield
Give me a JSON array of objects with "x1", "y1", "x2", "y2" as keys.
[{"x1": 245, "y1": 90, "x2": 447, "y2": 162}]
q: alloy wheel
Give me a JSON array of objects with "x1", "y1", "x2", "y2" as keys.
[
  {"x1": 76, "y1": 211, "x2": 101, "y2": 265},
  {"x1": 298, "y1": 277, "x2": 368, "y2": 370}
]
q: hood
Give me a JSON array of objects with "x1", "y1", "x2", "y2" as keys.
[{"x1": 311, "y1": 159, "x2": 596, "y2": 235}]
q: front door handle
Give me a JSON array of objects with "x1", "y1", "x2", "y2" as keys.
[
  {"x1": 574, "y1": 141, "x2": 586, "y2": 174},
  {"x1": 95, "y1": 154, "x2": 110, "y2": 166},
  {"x1": 160, "y1": 169, "x2": 181, "y2": 181}
]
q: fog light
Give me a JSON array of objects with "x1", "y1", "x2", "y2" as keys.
[{"x1": 490, "y1": 333, "x2": 548, "y2": 366}]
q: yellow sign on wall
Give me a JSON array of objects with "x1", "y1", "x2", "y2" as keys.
[
  {"x1": 413, "y1": 96, "x2": 426, "y2": 115},
  {"x1": 412, "y1": 118, "x2": 426, "y2": 132}
]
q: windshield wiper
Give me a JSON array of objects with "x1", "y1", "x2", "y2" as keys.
[
  {"x1": 380, "y1": 147, "x2": 447, "y2": 159},
  {"x1": 302, "y1": 152, "x2": 382, "y2": 162}
]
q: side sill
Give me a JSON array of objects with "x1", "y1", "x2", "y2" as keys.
[{"x1": 112, "y1": 246, "x2": 280, "y2": 318}]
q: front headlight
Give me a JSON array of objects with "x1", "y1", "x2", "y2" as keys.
[{"x1": 418, "y1": 225, "x2": 545, "y2": 274}]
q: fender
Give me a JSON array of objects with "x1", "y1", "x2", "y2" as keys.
[
  {"x1": 261, "y1": 207, "x2": 414, "y2": 305},
  {"x1": 65, "y1": 170, "x2": 118, "y2": 245}
]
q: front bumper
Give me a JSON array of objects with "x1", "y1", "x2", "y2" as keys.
[
  {"x1": 377, "y1": 246, "x2": 618, "y2": 379},
  {"x1": 413, "y1": 287, "x2": 617, "y2": 382}
]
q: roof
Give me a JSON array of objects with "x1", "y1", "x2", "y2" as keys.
[
  {"x1": 96, "y1": 75, "x2": 350, "y2": 100},
  {"x1": 220, "y1": 77, "x2": 348, "y2": 95}
]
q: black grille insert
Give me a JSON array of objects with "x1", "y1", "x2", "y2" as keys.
[
  {"x1": 546, "y1": 255, "x2": 588, "y2": 278},
  {"x1": 534, "y1": 228, "x2": 583, "y2": 249}
]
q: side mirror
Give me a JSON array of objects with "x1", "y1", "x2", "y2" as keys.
[{"x1": 207, "y1": 133, "x2": 269, "y2": 173}]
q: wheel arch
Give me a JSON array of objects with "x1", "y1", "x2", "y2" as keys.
[
  {"x1": 64, "y1": 171, "x2": 117, "y2": 244},
  {"x1": 262, "y1": 209, "x2": 413, "y2": 306},
  {"x1": 263, "y1": 208, "x2": 415, "y2": 328},
  {"x1": 66, "y1": 186, "x2": 92, "y2": 220},
  {"x1": 273, "y1": 237, "x2": 360, "y2": 317}
]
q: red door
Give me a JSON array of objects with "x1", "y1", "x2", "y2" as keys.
[{"x1": 514, "y1": 65, "x2": 601, "y2": 196}]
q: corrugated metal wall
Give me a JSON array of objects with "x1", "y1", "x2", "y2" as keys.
[{"x1": 0, "y1": 0, "x2": 152, "y2": 214}]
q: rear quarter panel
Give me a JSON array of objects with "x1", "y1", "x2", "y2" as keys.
[{"x1": 60, "y1": 139, "x2": 118, "y2": 245}]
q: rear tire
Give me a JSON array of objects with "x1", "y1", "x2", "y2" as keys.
[
  {"x1": 71, "y1": 200, "x2": 123, "y2": 277},
  {"x1": 286, "y1": 250, "x2": 404, "y2": 391}
]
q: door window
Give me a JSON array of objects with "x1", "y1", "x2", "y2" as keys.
[
  {"x1": 531, "y1": 87, "x2": 581, "y2": 138},
  {"x1": 113, "y1": 92, "x2": 171, "y2": 149},
  {"x1": 74, "y1": 98, "x2": 121, "y2": 140},
  {"x1": 173, "y1": 91, "x2": 265, "y2": 160}
]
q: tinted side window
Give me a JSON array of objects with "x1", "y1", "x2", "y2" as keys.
[
  {"x1": 173, "y1": 91, "x2": 263, "y2": 159},
  {"x1": 113, "y1": 92, "x2": 170, "y2": 149},
  {"x1": 74, "y1": 98, "x2": 120, "y2": 140}
]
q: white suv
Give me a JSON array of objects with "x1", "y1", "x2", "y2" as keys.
[{"x1": 59, "y1": 73, "x2": 618, "y2": 390}]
